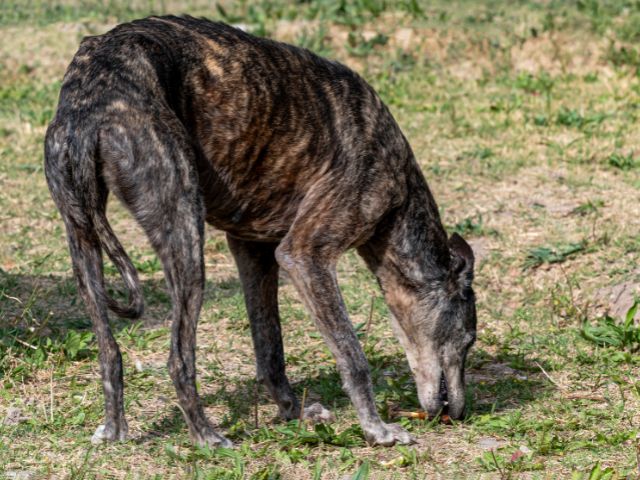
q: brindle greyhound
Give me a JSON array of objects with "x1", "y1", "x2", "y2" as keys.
[{"x1": 44, "y1": 16, "x2": 477, "y2": 448}]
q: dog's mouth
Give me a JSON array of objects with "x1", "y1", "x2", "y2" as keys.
[{"x1": 439, "y1": 373, "x2": 449, "y2": 414}]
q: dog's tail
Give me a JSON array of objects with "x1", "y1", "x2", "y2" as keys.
[{"x1": 44, "y1": 122, "x2": 144, "y2": 320}]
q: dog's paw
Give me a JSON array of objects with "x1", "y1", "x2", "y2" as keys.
[
  {"x1": 303, "y1": 402, "x2": 335, "y2": 424},
  {"x1": 363, "y1": 422, "x2": 416, "y2": 447},
  {"x1": 192, "y1": 429, "x2": 233, "y2": 449},
  {"x1": 91, "y1": 423, "x2": 128, "y2": 444}
]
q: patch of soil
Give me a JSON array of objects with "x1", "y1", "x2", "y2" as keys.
[
  {"x1": 468, "y1": 237, "x2": 490, "y2": 263},
  {"x1": 593, "y1": 276, "x2": 640, "y2": 320}
]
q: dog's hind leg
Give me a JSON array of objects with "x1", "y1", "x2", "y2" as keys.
[
  {"x1": 44, "y1": 123, "x2": 128, "y2": 443},
  {"x1": 226, "y1": 237, "x2": 300, "y2": 419},
  {"x1": 70, "y1": 227, "x2": 129, "y2": 444},
  {"x1": 99, "y1": 115, "x2": 231, "y2": 448},
  {"x1": 158, "y1": 207, "x2": 231, "y2": 447},
  {"x1": 71, "y1": 227, "x2": 129, "y2": 444}
]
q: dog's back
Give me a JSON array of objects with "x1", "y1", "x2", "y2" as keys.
[{"x1": 52, "y1": 16, "x2": 412, "y2": 240}]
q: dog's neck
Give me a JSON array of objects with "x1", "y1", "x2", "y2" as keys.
[{"x1": 359, "y1": 157, "x2": 452, "y2": 298}]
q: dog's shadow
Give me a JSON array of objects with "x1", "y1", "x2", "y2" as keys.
[
  {"x1": 138, "y1": 349, "x2": 549, "y2": 444},
  {"x1": 1, "y1": 268, "x2": 550, "y2": 443},
  {"x1": 0, "y1": 267, "x2": 237, "y2": 335}
]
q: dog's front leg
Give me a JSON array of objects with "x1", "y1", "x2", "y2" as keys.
[
  {"x1": 227, "y1": 236, "x2": 300, "y2": 419},
  {"x1": 227, "y1": 235, "x2": 334, "y2": 424},
  {"x1": 275, "y1": 234, "x2": 414, "y2": 447}
]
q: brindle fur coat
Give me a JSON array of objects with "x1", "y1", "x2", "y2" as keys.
[{"x1": 45, "y1": 16, "x2": 476, "y2": 447}]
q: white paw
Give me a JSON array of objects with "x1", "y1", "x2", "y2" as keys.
[
  {"x1": 214, "y1": 435, "x2": 233, "y2": 449},
  {"x1": 91, "y1": 423, "x2": 127, "y2": 444},
  {"x1": 91, "y1": 425, "x2": 107, "y2": 445},
  {"x1": 364, "y1": 422, "x2": 415, "y2": 447},
  {"x1": 303, "y1": 402, "x2": 335, "y2": 424},
  {"x1": 194, "y1": 430, "x2": 233, "y2": 449}
]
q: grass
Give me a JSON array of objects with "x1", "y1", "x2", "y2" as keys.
[{"x1": 1, "y1": 0, "x2": 640, "y2": 478}]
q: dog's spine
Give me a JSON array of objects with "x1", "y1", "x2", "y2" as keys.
[{"x1": 44, "y1": 123, "x2": 144, "y2": 320}]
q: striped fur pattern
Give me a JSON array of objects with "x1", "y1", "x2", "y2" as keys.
[{"x1": 44, "y1": 16, "x2": 476, "y2": 447}]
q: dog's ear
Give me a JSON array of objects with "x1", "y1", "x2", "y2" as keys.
[{"x1": 449, "y1": 233, "x2": 474, "y2": 295}]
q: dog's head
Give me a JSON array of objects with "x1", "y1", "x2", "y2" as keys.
[{"x1": 384, "y1": 233, "x2": 476, "y2": 420}]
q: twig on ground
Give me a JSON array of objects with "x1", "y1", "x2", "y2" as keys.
[
  {"x1": 49, "y1": 368, "x2": 54, "y2": 424},
  {"x1": 535, "y1": 361, "x2": 605, "y2": 402},
  {"x1": 395, "y1": 410, "x2": 427, "y2": 420},
  {"x1": 11, "y1": 334, "x2": 37, "y2": 350},
  {"x1": 636, "y1": 433, "x2": 640, "y2": 478},
  {"x1": 253, "y1": 379, "x2": 259, "y2": 429},
  {"x1": 534, "y1": 361, "x2": 564, "y2": 390},
  {"x1": 296, "y1": 387, "x2": 308, "y2": 438},
  {"x1": 564, "y1": 392, "x2": 605, "y2": 402},
  {"x1": 299, "y1": 387, "x2": 307, "y2": 423},
  {"x1": 490, "y1": 449, "x2": 507, "y2": 480},
  {"x1": 363, "y1": 294, "x2": 375, "y2": 350}
]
